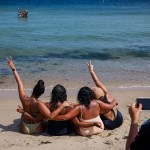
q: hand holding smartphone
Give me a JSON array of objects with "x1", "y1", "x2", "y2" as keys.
[{"x1": 136, "y1": 97, "x2": 150, "y2": 110}]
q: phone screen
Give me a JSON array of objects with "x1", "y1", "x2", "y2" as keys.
[{"x1": 136, "y1": 98, "x2": 150, "y2": 110}]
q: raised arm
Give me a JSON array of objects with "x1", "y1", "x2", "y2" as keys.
[
  {"x1": 87, "y1": 61, "x2": 107, "y2": 93},
  {"x1": 7, "y1": 57, "x2": 27, "y2": 106},
  {"x1": 125, "y1": 102, "x2": 142, "y2": 150},
  {"x1": 97, "y1": 99, "x2": 117, "y2": 114}
]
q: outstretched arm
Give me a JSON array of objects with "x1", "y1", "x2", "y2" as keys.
[
  {"x1": 37, "y1": 101, "x2": 70, "y2": 120},
  {"x1": 97, "y1": 99, "x2": 117, "y2": 114},
  {"x1": 53, "y1": 105, "x2": 80, "y2": 121},
  {"x1": 7, "y1": 57, "x2": 27, "y2": 106},
  {"x1": 17, "y1": 101, "x2": 70, "y2": 122},
  {"x1": 17, "y1": 105, "x2": 43, "y2": 122},
  {"x1": 87, "y1": 61, "x2": 107, "y2": 93},
  {"x1": 71, "y1": 117, "x2": 102, "y2": 128},
  {"x1": 125, "y1": 102, "x2": 142, "y2": 150}
]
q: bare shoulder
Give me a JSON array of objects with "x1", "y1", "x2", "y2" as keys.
[
  {"x1": 92, "y1": 99, "x2": 101, "y2": 104},
  {"x1": 21, "y1": 96, "x2": 31, "y2": 105},
  {"x1": 33, "y1": 100, "x2": 45, "y2": 108},
  {"x1": 45, "y1": 102, "x2": 50, "y2": 108},
  {"x1": 67, "y1": 104, "x2": 80, "y2": 112},
  {"x1": 73, "y1": 104, "x2": 80, "y2": 108},
  {"x1": 105, "y1": 92, "x2": 114, "y2": 102}
]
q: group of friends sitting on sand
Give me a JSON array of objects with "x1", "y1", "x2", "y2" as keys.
[{"x1": 7, "y1": 57, "x2": 149, "y2": 150}]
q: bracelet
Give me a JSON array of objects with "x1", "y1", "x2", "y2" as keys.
[{"x1": 12, "y1": 68, "x2": 15, "y2": 72}]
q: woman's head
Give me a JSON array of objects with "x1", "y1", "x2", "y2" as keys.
[
  {"x1": 32, "y1": 80, "x2": 45, "y2": 98},
  {"x1": 93, "y1": 87, "x2": 104, "y2": 99},
  {"x1": 50, "y1": 84, "x2": 67, "y2": 109},
  {"x1": 77, "y1": 86, "x2": 94, "y2": 108}
]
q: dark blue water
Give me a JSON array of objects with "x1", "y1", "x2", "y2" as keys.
[{"x1": 0, "y1": 4, "x2": 150, "y2": 88}]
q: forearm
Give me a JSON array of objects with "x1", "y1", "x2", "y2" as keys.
[
  {"x1": 126, "y1": 123, "x2": 138, "y2": 150},
  {"x1": 77, "y1": 122, "x2": 95, "y2": 128},
  {"x1": 7, "y1": 58, "x2": 26, "y2": 100},
  {"x1": 23, "y1": 112, "x2": 36, "y2": 122},
  {"x1": 90, "y1": 70, "x2": 107, "y2": 93},
  {"x1": 53, "y1": 112, "x2": 77, "y2": 121},
  {"x1": 23, "y1": 112, "x2": 44, "y2": 123},
  {"x1": 12, "y1": 69, "x2": 26, "y2": 101},
  {"x1": 53, "y1": 106, "x2": 79, "y2": 121},
  {"x1": 109, "y1": 99, "x2": 117, "y2": 109},
  {"x1": 99, "y1": 99, "x2": 117, "y2": 114},
  {"x1": 13, "y1": 70, "x2": 23, "y2": 87},
  {"x1": 72, "y1": 118, "x2": 95, "y2": 128},
  {"x1": 48, "y1": 105, "x2": 65, "y2": 120},
  {"x1": 53, "y1": 115, "x2": 68, "y2": 121}
]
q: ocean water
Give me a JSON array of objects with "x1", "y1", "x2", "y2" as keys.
[{"x1": 0, "y1": 4, "x2": 150, "y2": 89}]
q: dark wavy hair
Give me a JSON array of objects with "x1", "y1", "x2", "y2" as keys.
[
  {"x1": 32, "y1": 80, "x2": 45, "y2": 97},
  {"x1": 50, "y1": 84, "x2": 67, "y2": 110},
  {"x1": 77, "y1": 86, "x2": 94, "y2": 108}
]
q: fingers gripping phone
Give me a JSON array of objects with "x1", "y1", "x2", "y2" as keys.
[{"x1": 136, "y1": 97, "x2": 150, "y2": 110}]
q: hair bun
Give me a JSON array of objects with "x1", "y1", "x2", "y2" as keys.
[
  {"x1": 37, "y1": 80, "x2": 44, "y2": 87},
  {"x1": 33, "y1": 80, "x2": 45, "y2": 97}
]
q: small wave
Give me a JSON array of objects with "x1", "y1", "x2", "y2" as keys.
[
  {"x1": 0, "y1": 88, "x2": 32, "y2": 91},
  {"x1": 1, "y1": 85, "x2": 150, "y2": 91},
  {"x1": 116, "y1": 85, "x2": 150, "y2": 89}
]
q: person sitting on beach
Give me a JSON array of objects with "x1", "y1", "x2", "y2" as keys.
[
  {"x1": 126, "y1": 102, "x2": 150, "y2": 150},
  {"x1": 46, "y1": 84, "x2": 74, "y2": 135},
  {"x1": 46, "y1": 84, "x2": 102, "y2": 135},
  {"x1": 18, "y1": 84, "x2": 103, "y2": 136},
  {"x1": 7, "y1": 57, "x2": 69, "y2": 134},
  {"x1": 87, "y1": 61, "x2": 123, "y2": 130},
  {"x1": 53, "y1": 86, "x2": 117, "y2": 136}
]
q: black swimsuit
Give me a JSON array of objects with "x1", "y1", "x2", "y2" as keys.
[
  {"x1": 100, "y1": 95, "x2": 123, "y2": 130},
  {"x1": 100, "y1": 110, "x2": 123, "y2": 130},
  {"x1": 47, "y1": 105, "x2": 74, "y2": 136},
  {"x1": 47, "y1": 120, "x2": 74, "y2": 136}
]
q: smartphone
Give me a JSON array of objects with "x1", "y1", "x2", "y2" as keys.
[{"x1": 136, "y1": 97, "x2": 150, "y2": 110}]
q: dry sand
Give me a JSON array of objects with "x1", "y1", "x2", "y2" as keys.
[{"x1": 0, "y1": 87, "x2": 150, "y2": 150}]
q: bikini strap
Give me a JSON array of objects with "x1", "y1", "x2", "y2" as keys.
[{"x1": 80, "y1": 106, "x2": 83, "y2": 119}]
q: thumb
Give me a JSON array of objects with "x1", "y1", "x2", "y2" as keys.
[
  {"x1": 138, "y1": 103, "x2": 142, "y2": 110},
  {"x1": 18, "y1": 105, "x2": 22, "y2": 108}
]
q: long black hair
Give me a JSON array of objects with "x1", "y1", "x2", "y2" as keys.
[
  {"x1": 77, "y1": 86, "x2": 94, "y2": 108},
  {"x1": 50, "y1": 84, "x2": 67, "y2": 110},
  {"x1": 32, "y1": 80, "x2": 45, "y2": 97}
]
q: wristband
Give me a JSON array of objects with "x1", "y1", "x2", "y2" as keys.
[{"x1": 12, "y1": 68, "x2": 15, "y2": 72}]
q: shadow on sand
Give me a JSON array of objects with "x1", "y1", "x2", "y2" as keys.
[{"x1": 0, "y1": 118, "x2": 20, "y2": 133}]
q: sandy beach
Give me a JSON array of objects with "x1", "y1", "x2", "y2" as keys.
[
  {"x1": 1, "y1": 87, "x2": 150, "y2": 150},
  {"x1": 0, "y1": 1, "x2": 150, "y2": 149}
]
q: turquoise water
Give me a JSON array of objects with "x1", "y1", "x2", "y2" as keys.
[{"x1": 0, "y1": 4, "x2": 150, "y2": 88}]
